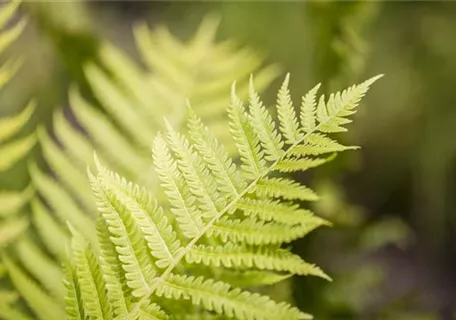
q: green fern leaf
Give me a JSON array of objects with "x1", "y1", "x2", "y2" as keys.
[
  {"x1": 237, "y1": 198, "x2": 325, "y2": 225},
  {"x1": 138, "y1": 302, "x2": 170, "y2": 320},
  {"x1": 165, "y1": 121, "x2": 223, "y2": 218},
  {"x1": 153, "y1": 133, "x2": 204, "y2": 238},
  {"x1": 57, "y1": 65, "x2": 381, "y2": 320},
  {"x1": 276, "y1": 74, "x2": 302, "y2": 144},
  {"x1": 300, "y1": 83, "x2": 321, "y2": 133},
  {"x1": 216, "y1": 269, "x2": 291, "y2": 288},
  {"x1": 248, "y1": 76, "x2": 284, "y2": 161},
  {"x1": 96, "y1": 217, "x2": 131, "y2": 318},
  {"x1": 228, "y1": 84, "x2": 266, "y2": 179},
  {"x1": 209, "y1": 216, "x2": 325, "y2": 245},
  {"x1": 63, "y1": 258, "x2": 86, "y2": 320},
  {"x1": 274, "y1": 154, "x2": 336, "y2": 173},
  {"x1": 69, "y1": 226, "x2": 113, "y2": 320},
  {"x1": 186, "y1": 243, "x2": 329, "y2": 280},
  {"x1": 290, "y1": 133, "x2": 359, "y2": 156},
  {"x1": 254, "y1": 177, "x2": 319, "y2": 201},
  {"x1": 88, "y1": 168, "x2": 155, "y2": 298},
  {"x1": 95, "y1": 160, "x2": 183, "y2": 268},
  {"x1": 188, "y1": 108, "x2": 246, "y2": 200},
  {"x1": 154, "y1": 274, "x2": 312, "y2": 320},
  {"x1": 316, "y1": 75, "x2": 383, "y2": 133}
]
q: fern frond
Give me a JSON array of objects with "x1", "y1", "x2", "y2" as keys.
[
  {"x1": 84, "y1": 64, "x2": 157, "y2": 148},
  {"x1": 95, "y1": 160, "x2": 183, "y2": 268},
  {"x1": 2, "y1": 16, "x2": 280, "y2": 320},
  {"x1": 62, "y1": 258, "x2": 86, "y2": 320},
  {"x1": 300, "y1": 84, "x2": 321, "y2": 133},
  {"x1": 0, "y1": 305, "x2": 35, "y2": 320},
  {"x1": 0, "y1": 0, "x2": 25, "y2": 88},
  {"x1": 228, "y1": 84, "x2": 266, "y2": 179},
  {"x1": 0, "y1": 1, "x2": 35, "y2": 173},
  {"x1": 186, "y1": 243, "x2": 330, "y2": 280},
  {"x1": 0, "y1": 216, "x2": 28, "y2": 246},
  {"x1": 254, "y1": 177, "x2": 319, "y2": 201},
  {"x1": 153, "y1": 133, "x2": 204, "y2": 238},
  {"x1": 0, "y1": 102, "x2": 34, "y2": 143},
  {"x1": 188, "y1": 108, "x2": 246, "y2": 200},
  {"x1": 216, "y1": 269, "x2": 291, "y2": 288},
  {"x1": 290, "y1": 133, "x2": 359, "y2": 156},
  {"x1": 69, "y1": 226, "x2": 113, "y2": 320},
  {"x1": 316, "y1": 75, "x2": 383, "y2": 132},
  {"x1": 0, "y1": 134, "x2": 36, "y2": 171},
  {"x1": 30, "y1": 15, "x2": 277, "y2": 261},
  {"x1": 96, "y1": 217, "x2": 131, "y2": 318},
  {"x1": 209, "y1": 217, "x2": 326, "y2": 246},
  {"x1": 38, "y1": 126, "x2": 95, "y2": 212},
  {"x1": 88, "y1": 168, "x2": 155, "y2": 298},
  {"x1": 29, "y1": 163, "x2": 96, "y2": 243},
  {"x1": 117, "y1": 74, "x2": 380, "y2": 319},
  {"x1": 15, "y1": 238, "x2": 64, "y2": 302},
  {"x1": 69, "y1": 88, "x2": 151, "y2": 179},
  {"x1": 31, "y1": 199, "x2": 69, "y2": 258},
  {"x1": 274, "y1": 154, "x2": 336, "y2": 173},
  {"x1": 237, "y1": 198, "x2": 323, "y2": 225},
  {"x1": 0, "y1": 11, "x2": 25, "y2": 54},
  {"x1": 96, "y1": 43, "x2": 171, "y2": 128},
  {"x1": 0, "y1": 185, "x2": 32, "y2": 217},
  {"x1": 276, "y1": 74, "x2": 302, "y2": 144},
  {"x1": 154, "y1": 274, "x2": 312, "y2": 320},
  {"x1": 138, "y1": 302, "x2": 170, "y2": 320},
  {"x1": 2, "y1": 255, "x2": 66, "y2": 320},
  {"x1": 248, "y1": 77, "x2": 284, "y2": 161},
  {"x1": 165, "y1": 121, "x2": 223, "y2": 218},
  {"x1": 0, "y1": 0, "x2": 21, "y2": 28}
]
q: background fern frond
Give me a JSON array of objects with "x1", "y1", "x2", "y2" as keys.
[
  {"x1": 2, "y1": 255, "x2": 66, "y2": 320},
  {"x1": 0, "y1": 1, "x2": 35, "y2": 171},
  {"x1": 0, "y1": 0, "x2": 36, "y2": 281},
  {"x1": 32, "y1": 14, "x2": 279, "y2": 252},
  {"x1": 0, "y1": 13, "x2": 279, "y2": 319}
]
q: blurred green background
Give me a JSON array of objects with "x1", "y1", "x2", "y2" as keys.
[{"x1": 2, "y1": 1, "x2": 456, "y2": 319}]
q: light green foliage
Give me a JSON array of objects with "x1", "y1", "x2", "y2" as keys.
[
  {"x1": 0, "y1": 0, "x2": 35, "y2": 172},
  {"x1": 33, "y1": 15, "x2": 279, "y2": 256},
  {"x1": 64, "y1": 75, "x2": 380, "y2": 319},
  {"x1": 0, "y1": 1, "x2": 35, "y2": 249},
  {"x1": 0, "y1": 1, "x2": 382, "y2": 318},
  {"x1": 1, "y1": 11, "x2": 280, "y2": 319}
]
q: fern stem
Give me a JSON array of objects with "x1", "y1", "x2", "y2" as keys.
[{"x1": 127, "y1": 121, "x2": 325, "y2": 317}]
